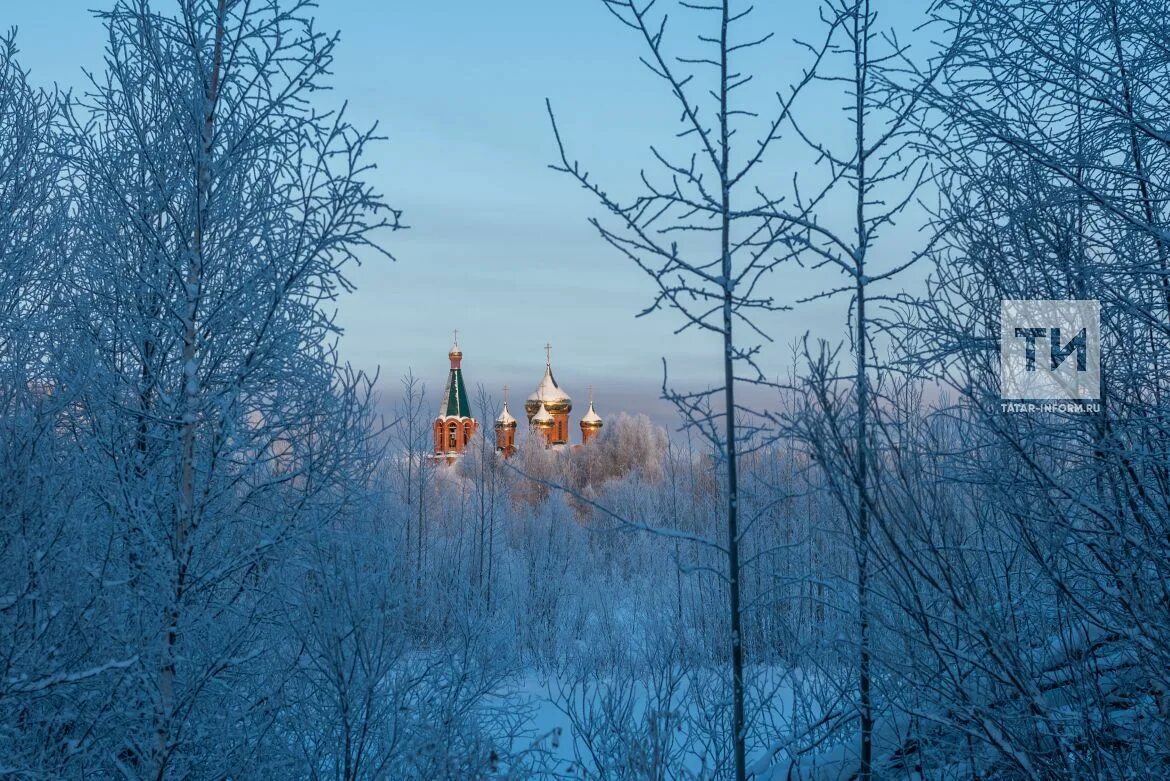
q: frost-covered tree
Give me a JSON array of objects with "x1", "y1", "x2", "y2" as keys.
[
  {"x1": 389, "y1": 370, "x2": 435, "y2": 591},
  {"x1": 913, "y1": 0, "x2": 1170, "y2": 773},
  {"x1": 460, "y1": 386, "x2": 512, "y2": 607},
  {"x1": 53, "y1": 0, "x2": 399, "y2": 774},
  {"x1": 752, "y1": 1, "x2": 953, "y2": 776},
  {"x1": 0, "y1": 30, "x2": 69, "y2": 385},
  {"x1": 771, "y1": 0, "x2": 1170, "y2": 775},
  {"x1": 546, "y1": 2, "x2": 838, "y2": 774},
  {"x1": 0, "y1": 29, "x2": 114, "y2": 778}
]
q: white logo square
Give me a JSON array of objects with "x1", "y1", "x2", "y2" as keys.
[{"x1": 1000, "y1": 299, "x2": 1100, "y2": 401}]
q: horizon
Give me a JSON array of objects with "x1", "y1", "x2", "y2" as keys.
[{"x1": 8, "y1": 0, "x2": 930, "y2": 432}]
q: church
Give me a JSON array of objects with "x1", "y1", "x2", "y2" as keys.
[{"x1": 432, "y1": 338, "x2": 604, "y2": 462}]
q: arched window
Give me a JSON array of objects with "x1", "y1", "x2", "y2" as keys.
[{"x1": 448, "y1": 422, "x2": 458, "y2": 449}]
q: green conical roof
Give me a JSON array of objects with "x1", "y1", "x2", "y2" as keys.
[{"x1": 441, "y1": 366, "x2": 471, "y2": 418}]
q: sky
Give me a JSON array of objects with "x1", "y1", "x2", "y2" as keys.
[{"x1": 8, "y1": 0, "x2": 933, "y2": 430}]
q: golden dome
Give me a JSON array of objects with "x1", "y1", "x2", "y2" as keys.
[
  {"x1": 580, "y1": 400, "x2": 603, "y2": 429},
  {"x1": 531, "y1": 401, "x2": 555, "y2": 428},
  {"x1": 526, "y1": 364, "x2": 571, "y2": 419},
  {"x1": 495, "y1": 401, "x2": 517, "y2": 429}
]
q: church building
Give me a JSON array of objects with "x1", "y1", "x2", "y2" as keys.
[
  {"x1": 431, "y1": 338, "x2": 604, "y2": 461},
  {"x1": 518, "y1": 344, "x2": 605, "y2": 452}
]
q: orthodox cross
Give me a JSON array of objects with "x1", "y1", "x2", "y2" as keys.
[
  {"x1": 452, "y1": 328, "x2": 459, "y2": 347},
  {"x1": 545, "y1": 342, "x2": 552, "y2": 367}
]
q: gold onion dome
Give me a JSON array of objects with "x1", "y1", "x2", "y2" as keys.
[
  {"x1": 495, "y1": 401, "x2": 517, "y2": 429},
  {"x1": 531, "y1": 401, "x2": 555, "y2": 428},
  {"x1": 526, "y1": 365, "x2": 572, "y2": 417},
  {"x1": 448, "y1": 341, "x2": 463, "y2": 360},
  {"x1": 581, "y1": 400, "x2": 603, "y2": 429}
]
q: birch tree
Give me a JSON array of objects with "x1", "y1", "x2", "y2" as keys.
[
  {"x1": 62, "y1": 0, "x2": 399, "y2": 774},
  {"x1": 765, "y1": 0, "x2": 1170, "y2": 774},
  {"x1": 390, "y1": 370, "x2": 434, "y2": 592},
  {"x1": 0, "y1": 29, "x2": 114, "y2": 776},
  {"x1": 547, "y1": 2, "x2": 835, "y2": 776},
  {"x1": 756, "y1": 2, "x2": 952, "y2": 776},
  {"x1": 881, "y1": 0, "x2": 1170, "y2": 772}
]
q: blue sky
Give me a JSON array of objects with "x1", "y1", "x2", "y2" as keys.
[{"x1": 9, "y1": 0, "x2": 932, "y2": 429}]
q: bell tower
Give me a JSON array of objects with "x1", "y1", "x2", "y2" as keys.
[{"x1": 432, "y1": 332, "x2": 477, "y2": 463}]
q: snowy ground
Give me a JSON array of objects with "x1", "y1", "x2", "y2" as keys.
[{"x1": 504, "y1": 666, "x2": 798, "y2": 779}]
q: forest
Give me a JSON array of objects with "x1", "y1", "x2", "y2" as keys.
[{"x1": 1, "y1": 0, "x2": 1168, "y2": 779}]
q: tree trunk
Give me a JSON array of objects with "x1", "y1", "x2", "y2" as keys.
[
  {"x1": 154, "y1": 4, "x2": 226, "y2": 776},
  {"x1": 718, "y1": 4, "x2": 747, "y2": 778},
  {"x1": 853, "y1": 4, "x2": 873, "y2": 778}
]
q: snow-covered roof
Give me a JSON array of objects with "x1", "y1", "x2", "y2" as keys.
[
  {"x1": 495, "y1": 401, "x2": 517, "y2": 427},
  {"x1": 527, "y1": 365, "x2": 570, "y2": 404},
  {"x1": 581, "y1": 400, "x2": 602, "y2": 426},
  {"x1": 531, "y1": 401, "x2": 554, "y2": 424}
]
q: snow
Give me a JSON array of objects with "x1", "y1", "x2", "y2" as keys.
[
  {"x1": 528, "y1": 366, "x2": 571, "y2": 404},
  {"x1": 581, "y1": 401, "x2": 602, "y2": 425},
  {"x1": 532, "y1": 401, "x2": 554, "y2": 423},
  {"x1": 5, "y1": 0, "x2": 1170, "y2": 777},
  {"x1": 496, "y1": 401, "x2": 518, "y2": 426},
  {"x1": 510, "y1": 666, "x2": 796, "y2": 779}
]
